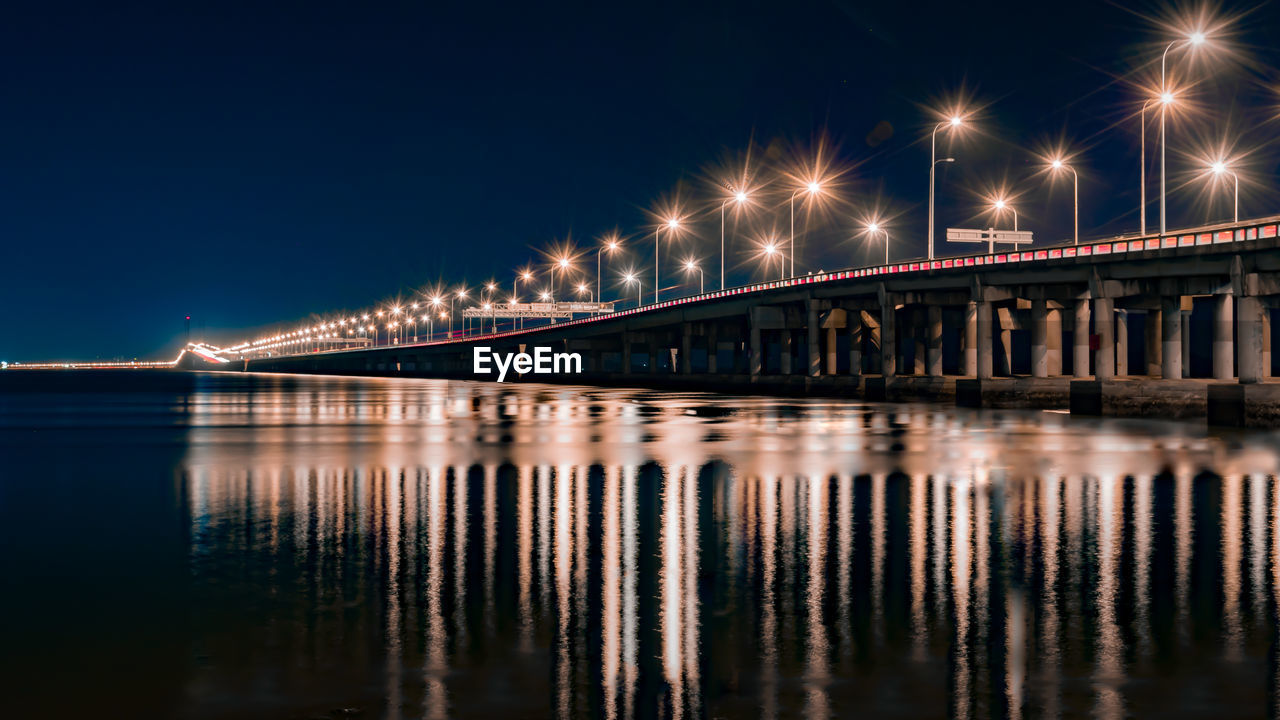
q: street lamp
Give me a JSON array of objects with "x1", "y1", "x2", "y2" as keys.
[
  {"x1": 762, "y1": 241, "x2": 783, "y2": 280},
  {"x1": 1209, "y1": 160, "x2": 1239, "y2": 223},
  {"x1": 1160, "y1": 30, "x2": 1208, "y2": 235},
  {"x1": 1049, "y1": 158, "x2": 1079, "y2": 244},
  {"x1": 451, "y1": 288, "x2": 467, "y2": 339},
  {"x1": 864, "y1": 222, "x2": 889, "y2": 264},
  {"x1": 623, "y1": 272, "x2": 642, "y2": 307},
  {"x1": 929, "y1": 114, "x2": 964, "y2": 260},
  {"x1": 597, "y1": 236, "x2": 620, "y2": 304},
  {"x1": 991, "y1": 198, "x2": 1018, "y2": 231},
  {"x1": 789, "y1": 182, "x2": 822, "y2": 278},
  {"x1": 654, "y1": 216, "x2": 680, "y2": 304},
  {"x1": 428, "y1": 296, "x2": 443, "y2": 340},
  {"x1": 682, "y1": 259, "x2": 704, "y2": 294},
  {"x1": 721, "y1": 190, "x2": 748, "y2": 289}
]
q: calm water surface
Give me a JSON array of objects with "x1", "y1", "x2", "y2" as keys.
[{"x1": 3, "y1": 371, "x2": 1280, "y2": 719}]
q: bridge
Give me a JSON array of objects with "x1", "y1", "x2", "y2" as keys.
[{"x1": 207, "y1": 216, "x2": 1280, "y2": 426}]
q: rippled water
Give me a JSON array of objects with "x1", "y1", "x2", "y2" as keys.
[{"x1": 3, "y1": 371, "x2": 1280, "y2": 718}]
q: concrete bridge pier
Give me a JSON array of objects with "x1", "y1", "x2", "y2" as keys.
[
  {"x1": 1213, "y1": 294, "x2": 1234, "y2": 380},
  {"x1": 1161, "y1": 297, "x2": 1183, "y2": 379},
  {"x1": 1073, "y1": 298, "x2": 1091, "y2": 378},
  {"x1": 1144, "y1": 309, "x2": 1162, "y2": 377},
  {"x1": 849, "y1": 310, "x2": 864, "y2": 375},
  {"x1": 927, "y1": 305, "x2": 943, "y2": 377},
  {"x1": 808, "y1": 300, "x2": 822, "y2": 378},
  {"x1": 1239, "y1": 296, "x2": 1265, "y2": 383},
  {"x1": 780, "y1": 330, "x2": 793, "y2": 375},
  {"x1": 1031, "y1": 299, "x2": 1048, "y2": 378},
  {"x1": 977, "y1": 301, "x2": 994, "y2": 380},
  {"x1": 1115, "y1": 309, "x2": 1129, "y2": 377},
  {"x1": 881, "y1": 298, "x2": 897, "y2": 377},
  {"x1": 964, "y1": 301, "x2": 978, "y2": 376},
  {"x1": 1094, "y1": 297, "x2": 1115, "y2": 380}
]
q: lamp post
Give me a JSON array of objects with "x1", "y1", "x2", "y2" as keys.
[
  {"x1": 597, "y1": 237, "x2": 619, "y2": 304},
  {"x1": 1050, "y1": 158, "x2": 1079, "y2": 244},
  {"x1": 683, "y1": 260, "x2": 704, "y2": 294},
  {"x1": 789, "y1": 183, "x2": 821, "y2": 278},
  {"x1": 866, "y1": 222, "x2": 889, "y2": 264},
  {"x1": 1138, "y1": 96, "x2": 1167, "y2": 235},
  {"x1": 654, "y1": 217, "x2": 680, "y2": 304},
  {"x1": 451, "y1": 289, "x2": 467, "y2": 339},
  {"x1": 929, "y1": 115, "x2": 963, "y2": 260},
  {"x1": 721, "y1": 191, "x2": 747, "y2": 289},
  {"x1": 1160, "y1": 31, "x2": 1207, "y2": 235},
  {"x1": 1210, "y1": 161, "x2": 1239, "y2": 223}
]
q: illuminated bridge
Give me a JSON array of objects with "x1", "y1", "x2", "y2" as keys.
[{"x1": 209, "y1": 216, "x2": 1280, "y2": 426}]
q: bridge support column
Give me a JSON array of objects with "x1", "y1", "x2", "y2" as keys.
[
  {"x1": 1144, "y1": 309, "x2": 1162, "y2": 377},
  {"x1": 927, "y1": 305, "x2": 943, "y2": 376},
  {"x1": 681, "y1": 324, "x2": 692, "y2": 374},
  {"x1": 1094, "y1": 298, "x2": 1115, "y2": 380},
  {"x1": 749, "y1": 325, "x2": 762, "y2": 377},
  {"x1": 997, "y1": 307, "x2": 1013, "y2": 376},
  {"x1": 849, "y1": 311, "x2": 863, "y2": 376},
  {"x1": 1115, "y1": 310, "x2": 1128, "y2": 377},
  {"x1": 1073, "y1": 299, "x2": 1091, "y2": 378},
  {"x1": 912, "y1": 309, "x2": 926, "y2": 376},
  {"x1": 862, "y1": 311, "x2": 880, "y2": 374},
  {"x1": 707, "y1": 325, "x2": 718, "y2": 374},
  {"x1": 825, "y1": 326, "x2": 838, "y2": 375},
  {"x1": 780, "y1": 331, "x2": 793, "y2": 375},
  {"x1": 1213, "y1": 294, "x2": 1234, "y2": 380},
  {"x1": 881, "y1": 301, "x2": 896, "y2": 378},
  {"x1": 1161, "y1": 298, "x2": 1182, "y2": 379},
  {"x1": 1238, "y1": 296, "x2": 1264, "y2": 384},
  {"x1": 1181, "y1": 308, "x2": 1192, "y2": 377},
  {"x1": 1046, "y1": 307, "x2": 1062, "y2": 376},
  {"x1": 964, "y1": 301, "x2": 978, "y2": 376},
  {"x1": 977, "y1": 301, "x2": 994, "y2": 380},
  {"x1": 1031, "y1": 299, "x2": 1048, "y2": 378},
  {"x1": 1263, "y1": 309, "x2": 1272, "y2": 379},
  {"x1": 808, "y1": 301, "x2": 821, "y2": 377}
]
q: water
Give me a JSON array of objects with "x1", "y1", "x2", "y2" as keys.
[{"x1": 3, "y1": 371, "x2": 1280, "y2": 719}]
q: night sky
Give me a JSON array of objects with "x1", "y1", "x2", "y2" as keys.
[{"x1": 3, "y1": 1, "x2": 1278, "y2": 361}]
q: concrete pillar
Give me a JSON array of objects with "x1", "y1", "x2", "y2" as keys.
[
  {"x1": 1046, "y1": 308, "x2": 1063, "y2": 376},
  {"x1": 1073, "y1": 299, "x2": 1091, "y2": 378},
  {"x1": 1161, "y1": 298, "x2": 1182, "y2": 380},
  {"x1": 749, "y1": 325, "x2": 762, "y2": 377},
  {"x1": 825, "y1": 327, "x2": 838, "y2": 375},
  {"x1": 1264, "y1": 309, "x2": 1272, "y2": 379},
  {"x1": 622, "y1": 332, "x2": 632, "y2": 374},
  {"x1": 912, "y1": 309, "x2": 926, "y2": 376},
  {"x1": 780, "y1": 331, "x2": 793, "y2": 375},
  {"x1": 1031, "y1": 299, "x2": 1048, "y2": 378},
  {"x1": 1180, "y1": 309, "x2": 1191, "y2": 378},
  {"x1": 1238, "y1": 296, "x2": 1264, "y2": 384},
  {"x1": 997, "y1": 308, "x2": 1013, "y2": 376},
  {"x1": 927, "y1": 305, "x2": 943, "y2": 376},
  {"x1": 707, "y1": 324, "x2": 718, "y2": 374},
  {"x1": 1144, "y1": 309, "x2": 1162, "y2": 377},
  {"x1": 849, "y1": 311, "x2": 863, "y2": 376},
  {"x1": 964, "y1": 301, "x2": 978, "y2": 376},
  {"x1": 977, "y1": 301, "x2": 994, "y2": 380},
  {"x1": 680, "y1": 324, "x2": 692, "y2": 374},
  {"x1": 1213, "y1": 294, "x2": 1234, "y2": 380},
  {"x1": 1115, "y1": 310, "x2": 1129, "y2": 377},
  {"x1": 808, "y1": 301, "x2": 821, "y2": 377},
  {"x1": 881, "y1": 302, "x2": 896, "y2": 378},
  {"x1": 1094, "y1": 298, "x2": 1114, "y2": 380},
  {"x1": 863, "y1": 310, "x2": 881, "y2": 374}
]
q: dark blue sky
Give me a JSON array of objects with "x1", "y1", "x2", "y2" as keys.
[{"x1": 3, "y1": 1, "x2": 1278, "y2": 361}]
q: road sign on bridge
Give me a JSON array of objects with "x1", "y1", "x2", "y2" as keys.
[
  {"x1": 461, "y1": 301, "x2": 615, "y2": 319},
  {"x1": 947, "y1": 227, "x2": 1034, "y2": 254}
]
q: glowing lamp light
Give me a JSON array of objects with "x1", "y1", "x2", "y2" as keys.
[
  {"x1": 734, "y1": 191, "x2": 748, "y2": 203},
  {"x1": 1189, "y1": 31, "x2": 1206, "y2": 45},
  {"x1": 806, "y1": 181, "x2": 821, "y2": 194},
  {"x1": 666, "y1": 218, "x2": 680, "y2": 229},
  {"x1": 950, "y1": 116, "x2": 962, "y2": 127},
  {"x1": 1160, "y1": 92, "x2": 1175, "y2": 105},
  {"x1": 994, "y1": 199, "x2": 1007, "y2": 210},
  {"x1": 1211, "y1": 161, "x2": 1227, "y2": 174},
  {"x1": 867, "y1": 222, "x2": 880, "y2": 233}
]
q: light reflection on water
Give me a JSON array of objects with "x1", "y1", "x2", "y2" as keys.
[{"x1": 4, "y1": 371, "x2": 1280, "y2": 718}]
